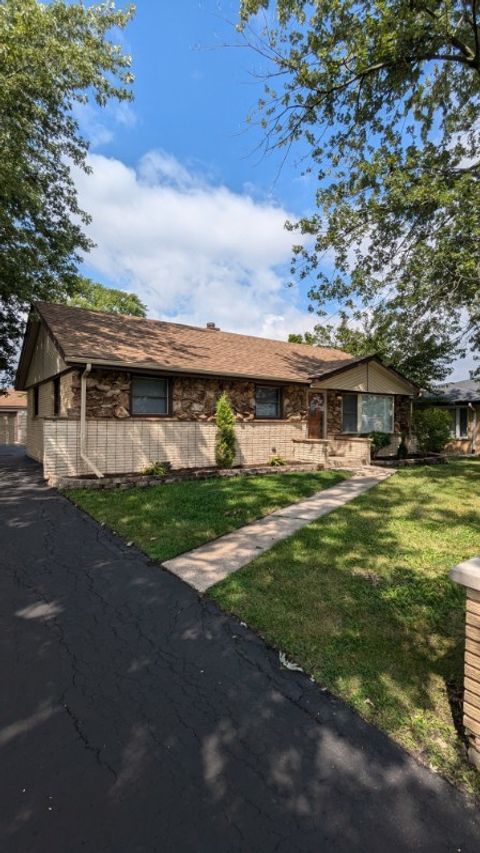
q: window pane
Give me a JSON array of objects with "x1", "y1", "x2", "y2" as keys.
[
  {"x1": 132, "y1": 378, "x2": 168, "y2": 415},
  {"x1": 256, "y1": 386, "x2": 280, "y2": 418},
  {"x1": 360, "y1": 395, "x2": 393, "y2": 433},
  {"x1": 342, "y1": 394, "x2": 358, "y2": 432},
  {"x1": 448, "y1": 410, "x2": 456, "y2": 436},
  {"x1": 458, "y1": 407, "x2": 468, "y2": 438}
]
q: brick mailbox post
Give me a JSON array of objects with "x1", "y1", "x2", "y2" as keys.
[{"x1": 450, "y1": 557, "x2": 480, "y2": 769}]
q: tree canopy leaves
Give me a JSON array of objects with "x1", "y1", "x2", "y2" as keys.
[
  {"x1": 0, "y1": 0, "x2": 134, "y2": 386},
  {"x1": 288, "y1": 305, "x2": 462, "y2": 388},
  {"x1": 67, "y1": 278, "x2": 147, "y2": 317},
  {"x1": 240, "y1": 0, "x2": 480, "y2": 374}
]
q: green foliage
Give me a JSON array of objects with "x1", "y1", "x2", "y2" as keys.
[
  {"x1": 270, "y1": 455, "x2": 287, "y2": 466},
  {"x1": 67, "y1": 278, "x2": 147, "y2": 317},
  {"x1": 369, "y1": 431, "x2": 391, "y2": 459},
  {"x1": 210, "y1": 459, "x2": 480, "y2": 797},
  {"x1": 413, "y1": 408, "x2": 452, "y2": 454},
  {"x1": 70, "y1": 470, "x2": 347, "y2": 562},
  {"x1": 215, "y1": 393, "x2": 237, "y2": 468},
  {"x1": 142, "y1": 461, "x2": 172, "y2": 478},
  {"x1": 397, "y1": 433, "x2": 409, "y2": 460},
  {"x1": 289, "y1": 305, "x2": 460, "y2": 389},
  {"x1": 241, "y1": 1, "x2": 480, "y2": 372},
  {"x1": 0, "y1": 0, "x2": 134, "y2": 385}
]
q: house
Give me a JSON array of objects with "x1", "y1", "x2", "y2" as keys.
[
  {"x1": 416, "y1": 379, "x2": 480, "y2": 455},
  {"x1": 15, "y1": 302, "x2": 418, "y2": 482},
  {"x1": 0, "y1": 389, "x2": 27, "y2": 445}
]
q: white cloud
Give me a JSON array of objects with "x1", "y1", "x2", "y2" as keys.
[{"x1": 74, "y1": 150, "x2": 317, "y2": 340}]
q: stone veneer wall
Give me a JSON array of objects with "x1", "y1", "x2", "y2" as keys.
[
  {"x1": 42, "y1": 419, "x2": 308, "y2": 481},
  {"x1": 62, "y1": 370, "x2": 308, "y2": 422}
]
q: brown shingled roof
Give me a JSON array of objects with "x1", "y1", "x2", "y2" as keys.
[
  {"x1": 0, "y1": 389, "x2": 27, "y2": 409},
  {"x1": 34, "y1": 301, "x2": 355, "y2": 384}
]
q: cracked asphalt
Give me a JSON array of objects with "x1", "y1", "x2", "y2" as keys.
[{"x1": 1, "y1": 447, "x2": 480, "y2": 852}]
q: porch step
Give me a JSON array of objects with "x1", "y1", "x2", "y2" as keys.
[{"x1": 326, "y1": 455, "x2": 369, "y2": 470}]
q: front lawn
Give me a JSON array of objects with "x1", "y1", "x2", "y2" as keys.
[
  {"x1": 68, "y1": 469, "x2": 348, "y2": 563},
  {"x1": 209, "y1": 459, "x2": 480, "y2": 798}
]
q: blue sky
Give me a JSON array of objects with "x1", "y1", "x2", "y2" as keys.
[{"x1": 75, "y1": 0, "x2": 471, "y2": 377}]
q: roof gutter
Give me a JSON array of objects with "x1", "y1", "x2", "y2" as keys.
[
  {"x1": 80, "y1": 363, "x2": 103, "y2": 479},
  {"x1": 66, "y1": 357, "x2": 311, "y2": 386}
]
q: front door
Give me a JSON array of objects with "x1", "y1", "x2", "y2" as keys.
[{"x1": 307, "y1": 392, "x2": 325, "y2": 439}]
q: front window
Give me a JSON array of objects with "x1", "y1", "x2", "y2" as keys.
[
  {"x1": 255, "y1": 386, "x2": 281, "y2": 419},
  {"x1": 131, "y1": 377, "x2": 169, "y2": 415},
  {"x1": 450, "y1": 407, "x2": 468, "y2": 438},
  {"x1": 342, "y1": 393, "x2": 394, "y2": 434}
]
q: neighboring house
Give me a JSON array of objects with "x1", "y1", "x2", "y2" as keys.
[
  {"x1": 417, "y1": 379, "x2": 480, "y2": 455},
  {"x1": 0, "y1": 389, "x2": 27, "y2": 445},
  {"x1": 15, "y1": 302, "x2": 418, "y2": 482}
]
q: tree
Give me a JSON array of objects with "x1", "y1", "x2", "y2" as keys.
[
  {"x1": 289, "y1": 305, "x2": 461, "y2": 388},
  {"x1": 0, "y1": 0, "x2": 134, "y2": 386},
  {"x1": 67, "y1": 278, "x2": 147, "y2": 317},
  {"x1": 240, "y1": 1, "x2": 480, "y2": 368},
  {"x1": 412, "y1": 408, "x2": 452, "y2": 454},
  {"x1": 215, "y1": 393, "x2": 237, "y2": 468}
]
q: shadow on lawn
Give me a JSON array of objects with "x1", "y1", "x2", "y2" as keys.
[
  {"x1": 2, "y1": 454, "x2": 480, "y2": 849},
  {"x1": 214, "y1": 461, "x2": 480, "y2": 777}
]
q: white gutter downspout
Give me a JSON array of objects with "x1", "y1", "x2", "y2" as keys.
[
  {"x1": 468, "y1": 403, "x2": 477, "y2": 455},
  {"x1": 80, "y1": 363, "x2": 103, "y2": 478}
]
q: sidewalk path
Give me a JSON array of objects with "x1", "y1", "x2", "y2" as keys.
[{"x1": 163, "y1": 468, "x2": 393, "y2": 592}]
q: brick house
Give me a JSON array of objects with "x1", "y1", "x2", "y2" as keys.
[
  {"x1": 0, "y1": 389, "x2": 27, "y2": 446},
  {"x1": 15, "y1": 302, "x2": 418, "y2": 482},
  {"x1": 416, "y1": 379, "x2": 480, "y2": 455}
]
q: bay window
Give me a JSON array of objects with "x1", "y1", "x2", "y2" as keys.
[{"x1": 342, "y1": 393, "x2": 394, "y2": 434}]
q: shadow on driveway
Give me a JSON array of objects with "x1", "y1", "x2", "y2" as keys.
[{"x1": 1, "y1": 454, "x2": 479, "y2": 852}]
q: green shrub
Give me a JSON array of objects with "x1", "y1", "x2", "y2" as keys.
[
  {"x1": 142, "y1": 461, "x2": 172, "y2": 477},
  {"x1": 270, "y1": 455, "x2": 287, "y2": 467},
  {"x1": 215, "y1": 392, "x2": 236, "y2": 468},
  {"x1": 413, "y1": 407, "x2": 452, "y2": 454},
  {"x1": 397, "y1": 432, "x2": 409, "y2": 460},
  {"x1": 369, "y1": 431, "x2": 391, "y2": 459}
]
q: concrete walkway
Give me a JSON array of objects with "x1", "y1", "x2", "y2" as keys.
[{"x1": 163, "y1": 468, "x2": 393, "y2": 592}]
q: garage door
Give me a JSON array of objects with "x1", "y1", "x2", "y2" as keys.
[{"x1": 0, "y1": 413, "x2": 16, "y2": 444}]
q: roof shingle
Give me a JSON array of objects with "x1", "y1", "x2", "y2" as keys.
[
  {"x1": 0, "y1": 389, "x2": 27, "y2": 409},
  {"x1": 35, "y1": 301, "x2": 356, "y2": 384}
]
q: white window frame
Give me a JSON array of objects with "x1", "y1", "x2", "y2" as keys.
[
  {"x1": 451, "y1": 406, "x2": 469, "y2": 439},
  {"x1": 341, "y1": 393, "x2": 394, "y2": 435}
]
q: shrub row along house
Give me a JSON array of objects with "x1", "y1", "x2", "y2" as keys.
[{"x1": 15, "y1": 302, "x2": 418, "y2": 483}]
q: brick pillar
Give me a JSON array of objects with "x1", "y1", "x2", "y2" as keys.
[{"x1": 450, "y1": 557, "x2": 480, "y2": 769}]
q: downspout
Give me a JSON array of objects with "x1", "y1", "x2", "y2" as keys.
[
  {"x1": 468, "y1": 403, "x2": 477, "y2": 455},
  {"x1": 80, "y1": 363, "x2": 103, "y2": 478}
]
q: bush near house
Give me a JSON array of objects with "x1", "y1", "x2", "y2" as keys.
[
  {"x1": 370, "y1": 431, "x2": 391, "y2": 458},
  {"x1": 215, "y1": 392, "x2": 236, "y2": 468},
  {"x1": 413, "y1": 407, "x2": 452, "y2": 454}
]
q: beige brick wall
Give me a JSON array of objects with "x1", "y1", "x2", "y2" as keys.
[
  {"x1": 26, "y1": 385, "x2": 53, "y2": 461},
  {"x1": 292, "y1": 440, "x2": 329, "y2": 467},
  {"x1": 42, "y1": 419, "x2": 308, "y2": 480}
]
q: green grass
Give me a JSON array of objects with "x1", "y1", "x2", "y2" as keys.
[
  {"x1": 209, "y1": 459, "x2": 480, "y2": 798},
  {"x1": 68, "y1": 469, "x2": 348, "y2": 563}
]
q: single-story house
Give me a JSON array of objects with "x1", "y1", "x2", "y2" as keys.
[
  {"x1": 15, "y1": 301, "x2": 418, "y2": 482},
  {"x1": 0, "y1": 389, "x2": 27, "y2": 445},
  {"x1": 416, "y1": 379, "x2": 480, "y2": 455}
]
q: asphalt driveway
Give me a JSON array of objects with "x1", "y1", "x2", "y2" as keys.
[{"x1": 1, "y1": 447, "x2": 480, "y2": 852}]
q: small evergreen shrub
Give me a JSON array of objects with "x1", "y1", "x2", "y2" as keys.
[
  {"x1": 142, "y1": 461, "x2": 172, "y2": 477},
  {"x1": 412, "y1": 408, "x2": 452, "y2": 454},
  {"x1": 270, "y1": 455, "x2": 287, "y2": 467},
  {"x1": 215, "y1": 392, "x2": 236, "y2": 468},
  {"x1": 369, "y1": 431, "x2": 391, "y2": 459}
]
